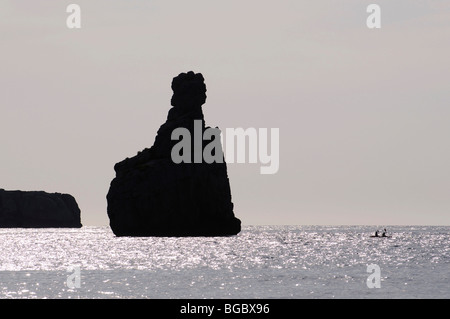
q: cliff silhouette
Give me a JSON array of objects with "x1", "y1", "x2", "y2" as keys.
[
  {"x1": 0, "y1": 189, "x2": 82, "y2": 228},
  {"x1": 107, "y1": 71, "x2": 241, "y2": 236}
]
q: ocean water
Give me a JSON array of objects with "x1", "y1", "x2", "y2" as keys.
[{"x1": 0, "y1": 225, "x2": 448, "y2": 299}]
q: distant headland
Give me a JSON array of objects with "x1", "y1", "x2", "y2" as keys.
[{"x1": 0, "y1": 189, "x2": 82, "y2": 228}]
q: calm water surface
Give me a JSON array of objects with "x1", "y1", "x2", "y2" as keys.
[{"x1": 0, "y1": 225, "x2": 448, "y2": 298}]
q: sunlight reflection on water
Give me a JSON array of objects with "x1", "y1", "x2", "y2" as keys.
[{"x1": 0, "y1": 225, "x2": 448, "y2": 298}]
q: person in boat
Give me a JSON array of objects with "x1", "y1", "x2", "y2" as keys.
[
  {"x1": 374, "y1": 230, "x2": 379, "y2": 237},
  {"x1": 382, "y1": 228, "x2": 387, "y2": 237}
]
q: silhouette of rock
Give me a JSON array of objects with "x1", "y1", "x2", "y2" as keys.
[
  {"x1": 0, "y1": 189, "x2": 82, "y2": 228},
  {"x1": 107, "y1": 71, "x2": 241, "y2": 236}
]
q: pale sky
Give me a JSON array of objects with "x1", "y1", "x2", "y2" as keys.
[{"x1": 1, "y1": 1, "x2": 449, "y2": 226}]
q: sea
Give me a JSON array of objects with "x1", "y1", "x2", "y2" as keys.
[{"x1": 0, "y1": 225, "x2": 448, "y2": 299}]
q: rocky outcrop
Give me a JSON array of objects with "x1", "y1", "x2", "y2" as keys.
[
  {"x1": 0, "y1": 189, "x2": 82, "y2": 228},
  {"x1": 107, "y1": 71, "x2": 241, "y2": 236}
]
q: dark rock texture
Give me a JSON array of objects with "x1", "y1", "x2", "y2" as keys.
[
  {"x1": 0, "y1": 189, "x2": 82, "y2": 228},
  {"x1": 107, "y1": 71, "x2": 241, "y2": 236}
]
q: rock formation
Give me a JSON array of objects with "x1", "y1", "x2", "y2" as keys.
[
  {"x1": 0, "y1": 189, "x2": 82, "y2": 228},
  {"x1": 107, "y1": 71, "x2": 241, "y2": 236}
]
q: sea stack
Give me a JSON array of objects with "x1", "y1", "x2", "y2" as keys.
[
  {"x1": 106, "y1": 71, "x2": 241, "y2": 236},
  {"x1": 0, "y1": 189, "x2": 82, "y2": 228}
]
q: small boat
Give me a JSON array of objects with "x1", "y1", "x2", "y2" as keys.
[{"x1": 370, "y1": 228, "x2": 391, "y2": 238}]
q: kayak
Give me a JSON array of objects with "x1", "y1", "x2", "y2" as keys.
[{"x1": 370, "y1": 235, "x2": 392, "y2": 238}]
